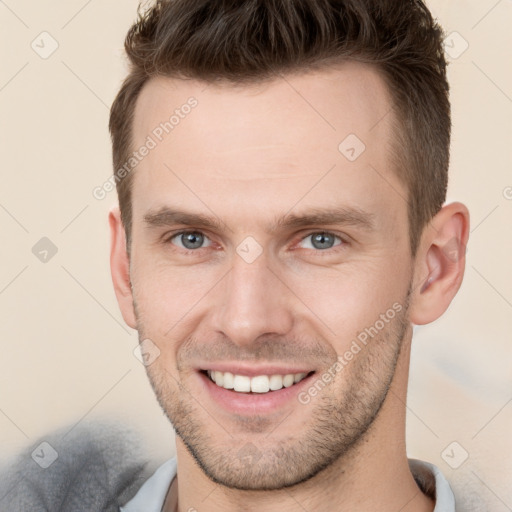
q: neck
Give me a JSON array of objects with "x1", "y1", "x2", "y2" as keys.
[{"x1": 166, "y1": 339, "x2": 435, "y2": 512}]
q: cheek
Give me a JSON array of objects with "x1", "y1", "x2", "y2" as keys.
[
  {"x1": 285, "y1": 257, "x2": 410, "y2": 346},
  {"x1": 130, "y1": 256, "x2": 221, "y2": 334},
  {"x1": 130, "y1": 236, "x2": 412, "y2": 353}
]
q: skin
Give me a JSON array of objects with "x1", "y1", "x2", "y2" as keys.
[{"x1": 109, "y1": 61, "x2": 469, "y2": 511}]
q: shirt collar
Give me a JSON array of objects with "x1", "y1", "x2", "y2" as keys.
[{"x1": 121, "y1": 457, "x2": 455, "y2": 512}]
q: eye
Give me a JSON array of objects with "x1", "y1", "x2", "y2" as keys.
[
  {"x1": 170, "y1": 231, "x2": 211, "y2": 250},
  {"x1": 299, "y1": 232, "x2": 343, "y2": 250}
]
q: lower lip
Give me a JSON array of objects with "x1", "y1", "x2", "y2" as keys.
[{"x1": 198, "y1": 371, "x2": 315, "y2": 415}]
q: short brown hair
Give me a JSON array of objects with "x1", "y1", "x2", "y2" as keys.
[{"x1": 109, "y1": 0, "x2": 450, "y2": 256}]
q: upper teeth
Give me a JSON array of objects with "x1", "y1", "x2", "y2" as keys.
[{"x1": 207, "y1": 370, "x2": 308, "y2": 393}]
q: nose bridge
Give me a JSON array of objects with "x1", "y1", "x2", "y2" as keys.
[{"x1": 213, "y1": 254, "x2": 293, "y2": 345}]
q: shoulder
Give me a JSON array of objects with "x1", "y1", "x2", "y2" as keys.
[{"x1": 0, "y1": 421, "x2": 152, "y2": 512}]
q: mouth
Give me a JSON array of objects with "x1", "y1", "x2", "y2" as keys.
[
  {"x1": 201, "y1": 369, "x2": 314, "y2": 394},
  {"x1": 195, "y1": 363, "x2": 318, "y2": 415}
]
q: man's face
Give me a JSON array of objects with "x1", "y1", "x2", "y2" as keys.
[{"x1": 127, "y1": 62, "x2": 415, "y2": 489}]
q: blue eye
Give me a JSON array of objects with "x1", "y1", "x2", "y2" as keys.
[
  {"x1": 300, "y1": 232, "x2": 342, "y2": 250},
  {"x1": 170, "y1": 231, "x2": 211, "y2": 250}
]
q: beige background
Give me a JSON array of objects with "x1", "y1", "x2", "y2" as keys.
[{"x1": 1, "y1": 0, "x2": 511, "y2": 509}]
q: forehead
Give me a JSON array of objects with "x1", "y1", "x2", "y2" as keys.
[{"x1": 130, "y1": 61, "x2": 406, "y2": 226}]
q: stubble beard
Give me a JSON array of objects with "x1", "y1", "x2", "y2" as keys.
[{"x1": 136, "y1": 292, "x2": 411, "y2": 491}]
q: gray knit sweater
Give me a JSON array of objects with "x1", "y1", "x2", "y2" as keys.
[{"x1": 0, "y1": 421, "x2": 152, "y2": 512}]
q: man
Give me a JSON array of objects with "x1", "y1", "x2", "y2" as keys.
[{"x1": 108, "y1": 0, "x2": 469, "y2": 510}]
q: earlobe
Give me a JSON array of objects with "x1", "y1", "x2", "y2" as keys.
[
  {"x1": 109, "y1": 206, "x2": 137, "y2": 329},
  {"x1": 409, "y1": 202, "x2": 470, "y2": 326}
]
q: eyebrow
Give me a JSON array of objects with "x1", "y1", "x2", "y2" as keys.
[
  {"x1": 143, "y1": 208, "x2": 224, "y2": 231},
  {"x1": 143, "y1": 206, "x2": 375, "y2": 233}
]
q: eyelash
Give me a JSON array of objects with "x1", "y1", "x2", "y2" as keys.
[
  {"x1": 163, "y1": 230, "x2": 348, "y2": 253},
  {"x1": 297, "y1": 232, "x2": 344, "y2": 251},
  {"x1": 163, "y1": 231, "x2": 212, "y2": 252}
]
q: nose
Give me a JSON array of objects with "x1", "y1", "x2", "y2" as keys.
[{"x1": 210, "y1": 254, "x2": 294, "y2": 347}]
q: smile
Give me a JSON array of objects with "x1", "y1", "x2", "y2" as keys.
[{"x1": 204, "y1": 370, "x2": 311, "y2": 394}]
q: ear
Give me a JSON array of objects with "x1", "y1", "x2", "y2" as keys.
[
  {"x1": 409, "y1": 202, "x2": 470, "y2": 325},
  {"x1": 109, "y1": 206, "x2": 137, "y2": 329}
]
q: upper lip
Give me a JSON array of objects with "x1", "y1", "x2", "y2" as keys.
[{"x1": 198, "y1": 363, "x2": 314, "y2": 377}]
